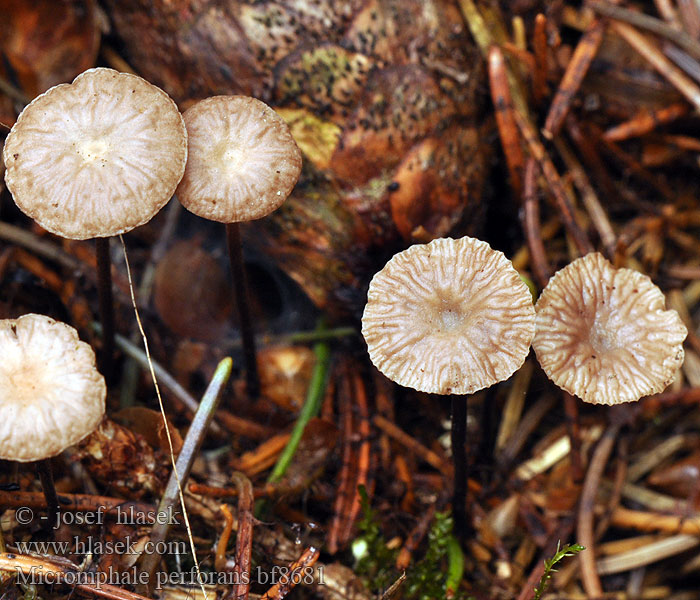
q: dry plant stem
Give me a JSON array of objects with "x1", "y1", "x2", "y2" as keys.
[
  {"x1": 512, "y1": 16, "x2": 526, "y2": 50},
  {"x1": 514, "y1": 110, "x2": 593, "y2": 255},
  {"x1": 0, "y1": 222, "x2": 82, "y2": 271},
  {"x1": 236, "y1": 433, "x2": 292, "y2": 476},
  {"x1": 189, "y1": 481, "x2": 299, "y2": 500},
  {"x1": 543, "y1": 18, "x2": 606, "y2": 138},
  {"x1": 489, "y1": 45, "x2": 524, "y2": 197},
  {"x1": 341, "y1": 370, "x2": 371, "y2": 544},
  {"x1": 565, "y1": 117, "x2": 629, "y2": 210},
  {"x1": 563, "y1": 393, "x2": 584, "y2": 483},
  {"x1": 654, "y1": 0, "x2": 682, "y2": 27},
  {"x1": 0, "y1": 76, "x2": 29, "y2": 106},
  {"x1": 217, "y1": 410, "x2": 277, "y2": 440},
  {"x1": 663, "y1": 43, "x2": 700, "y2": 85},
  {"x1": 499, "y1": 395, "x2": 557, "y2": 466},
  {"x1": 327, "y1": 389, "x2": 352, "y2": 551},
  {"x1": 230, "y1": 472, "x2": 255, "y2": 600},
  {"x1": 259, "y1": 546, "x2": 320, "y2": 600},
  {"x1": 643, "y1": 387, "x2": 700, "y2": 417},
  {"x1": 451, "y1": 395, "x2": 468, "y2": 544},
  {"x1": 678, "y1": 0, "x2": 700, "y2": 38},
  {"x1": 597, "y1": 446, "x2": 627, "y2": 538},
  {"x1": 457, "y1": 0, "x2": 528, "y2": 115},
  {"x1": 611, "y1": 505, "x2": 700, "y2": 535},
  {"x1": 0, "y1": 553, "x2": 152, "y2": 600},
  {"x1": 589, "y1": 1, "x2": 700, "y2": 61},
  {"x1": 501, "y1": 42, "x2": 535, "y2": 71},
  {"x1": 215, "y1": 504, "x2": 234, "y2": 572},
  {"x1": 95, "y1": 237, "x2": 115, "y2": 382},
  {"x1": 595, "y1": 125, "x2": 675, "y2": 201},
  {"x1": 597, "y1": 534, "x2": 700, "y2": 576},
  {"x1": 578, "y1": 422, "x2": 621, "y2": 598},
  {"x1": 554, "y1": 138, "x2": 617, "y2": 258},
  {"x1": 381, "y1": 574, "x2": 407, "y2": 600},
  {"x1": 226, "y1": 222, "x2": 259, "y2": 399},
  {"x1": 603, "y1": 103, "x2": 689, "y2": 142},
  {"x1": 396, "y1": 500, "x2": 439, "y2": 570},
  {"x1": 372, "y1": 414, "x2": 451, "y2": 475},
  {"x1": 532, "y1": 13, "x2": 549, "y2": 105},
  {"x1": 522, "y1": 159, "x2": 551, "y2": 288},
  {"x1": 612, "y1": 20, "x2": 700, "y2": 111},
  {"x1": 0, "y1": 490, "x2": 153, "y2": 514},
  {"x1": 328, "y1": 366, "x2": 371, "y2": 550},
  {"x1": 121, "y1": 200, "x2": 182, "y2": 407},
  {"x1": 35, "y1": 459, "x2": 59, "y2": 530},
  {"x1": 139, "y1": 357, "x2": 232, "y2": 591},
  {"x1": 100, "y1": 45, "x2": 137, "y2": 74},
  {"x1": 95, "y1": 324, "x2": 224, "y2": 436}
]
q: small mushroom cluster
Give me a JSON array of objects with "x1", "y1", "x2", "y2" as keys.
[
  {"x1": 1, "y1": 69, "x2": 302, "y2": 515},
  {"x1": 3, "y1": 68, "x2": 302, "y2": 395},
  {"x1": 363, "y1": 242, "x2": 687, "y2": 406},
  {"x1": 362, "y1": 238, "x2": 687, "y2": 539}
]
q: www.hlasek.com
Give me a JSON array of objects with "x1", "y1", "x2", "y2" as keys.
[
  {"x1": 14, "y1": 537, "x2": 188, "y2": 556},
  {"x1": 13, "y1": 565, "x2": 323, "y2": 589}
]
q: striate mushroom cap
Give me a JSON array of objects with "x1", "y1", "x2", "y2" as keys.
[
  {"x1": 0, "y1": 314, "x2": 106, "y2": 462},
  {"x1": 362, "y1": 237, "x2": 536, "y2": 395},
  {"x1": 3, "y1": 67, "x2": 187, "y2": 240},
  {"x1": 176, "y1": 95, "x2": 302, "y2": 223},
  {"x1": 533, "y1": 253, "x2": 687, "y2": 405}
]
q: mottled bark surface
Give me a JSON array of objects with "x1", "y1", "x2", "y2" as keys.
[{"x1": 103, "y1": 0, "x2": 489, "y2": 314}]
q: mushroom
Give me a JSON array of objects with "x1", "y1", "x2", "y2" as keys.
[
  {"x1": 176, "y1": 95, "x2": 302, "y2": 398},
  {"x1": 362, "y1": 236, "x2": 536, "y2": 539},
  {"x1": 0, "y1": 313, "x2": 106, "y2": 523},
  {"x1": 533, "y1": 252, "x2": 687, "y2": 404},
  {"x1": 3, "y1": 67, "x2": 188, "y2": 378}
]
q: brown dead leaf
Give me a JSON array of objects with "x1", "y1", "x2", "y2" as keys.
[
  {"x1": 114, "y1": 406, "x2": 183, "y2": 456},
  {"x1": 0, "y1": 0, "x2": 100, "y2": 98},
  {"x1": 153, "y1": 240, "x2": 232, "y2": 342},
  {"x1": 648, "y1": 449, "x2": 700, "y2": 499}
]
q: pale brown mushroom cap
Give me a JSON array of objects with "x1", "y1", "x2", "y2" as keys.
[
  {"x1": 3, "y1": 68, "x2": 187, "y2": 240},
  {"x1": 533, "y1": 253, "x2": 687, "y2": 405},
  {"x1": 0, "y1": 314, "x2": 106, "y2": 462},
  {"x1": 176, "y1": 95, "x2": 302, "y2": 223},
  {"x1": 362, "y1": 237, "x2": 536, "y2": 395}
]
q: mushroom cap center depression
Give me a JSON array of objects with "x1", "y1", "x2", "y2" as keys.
[
  {"x1": 75, "y1": 135, "x2": 112, "y2": 164},
  {"x1": 427, "y1": 292, "x2": 488, "y2": 343},
  {"x1": 584, "y1": 298, "x2": 635, "y2": 357},
  {"x1": 439, "y1": 305, "x2": 465, "y2": 332},
  {"x1": 589, "y1": 317, "x2": 621, "y2": 354},
  {"x1": 8, "y1": 363, "x2": 43, "y2": 405}
]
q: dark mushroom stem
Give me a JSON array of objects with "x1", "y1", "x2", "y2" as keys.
[
  {"x1": 35, "y1": 459, "x2": 59, "y2": 530},
  {"x1": 225, "y1": 222, "x2": 260, "y2": 399},
  {"x1": 451, "y1": 395, "x2": 468, "y2": 543},
  {"x1": 95, "y1": 237, "x2": 115, "y2": 382}
]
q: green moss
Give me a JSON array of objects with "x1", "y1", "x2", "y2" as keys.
[
  {"x1": 533, "y1": 542, "x2": 585, "y2": 600},
  {"x1": 352, "y1": 486, "x2": 398, "y2": 593},
  {"x1": 352, "y1": 488, "x2": 468, "y2": 599}
]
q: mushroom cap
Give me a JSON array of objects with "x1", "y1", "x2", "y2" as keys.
[
  {"x1": 176, "y1": 95, "x2": 302, "y2": 223},
  {"x1": 533, "y1": 253, "x2": 687, "y2": 405},
  {"x1": 0, "y1": 314, "x2": 106, "y2": 462},
  {"x1": 362, "y1": 237, "x2": 536, "y2": 395},
  {"x1": 3, "y1": 67, "x2": 187, "y2": 240}
]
